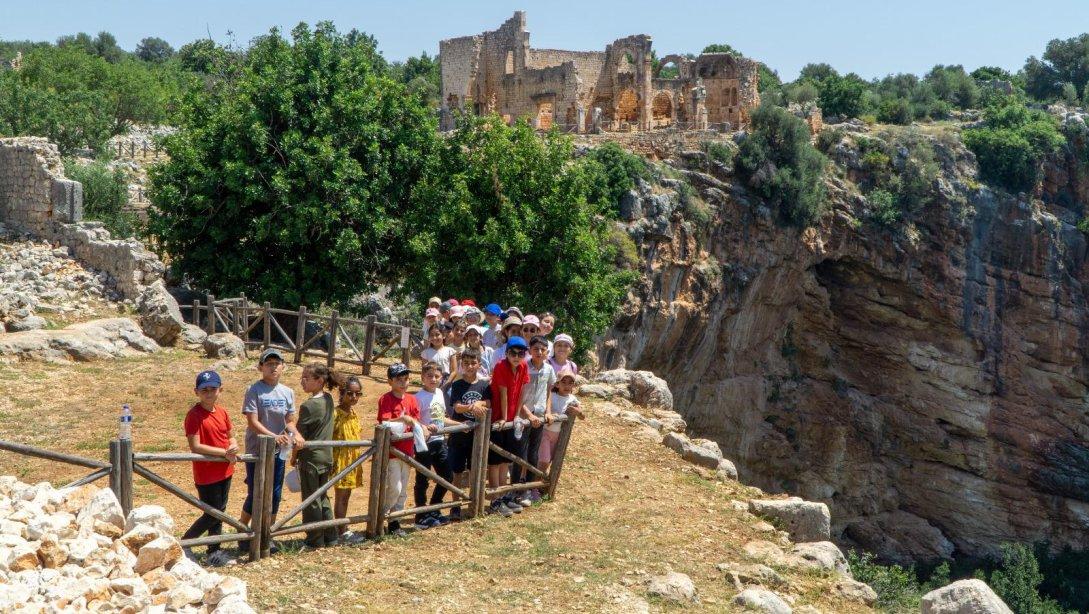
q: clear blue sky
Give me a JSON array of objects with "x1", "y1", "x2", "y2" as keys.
[{"x1": 2, "y1": 1, "x2": 1086, "y2": 81}]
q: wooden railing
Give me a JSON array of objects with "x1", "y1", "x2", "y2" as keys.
[
  {"x1": 182, "y1": 295, "x2": 418, "y2": 374},
  {"x1": 0, "y1": 414, "x2": 577, "y2": 561}
]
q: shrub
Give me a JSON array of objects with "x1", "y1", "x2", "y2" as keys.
[
  {"x1": 677, "y1": 181, "x2": 713, "y2": 226},
  {"x1": 847, "y1": 551, "x2": 924, "y2": 613},
  {"x1": 702, "y1": 140, "x2": 737, "y2": 168},
  {"x1": 870, "y1": 189, "x2": 900, "y2": 226},
  {"x1": 878, "y1": 97, "x2": 915, "y2": 125},
  {"x1": 64, "y1": 159, "x2": 141, "y2": 238},
  {"x1": 818, "y1": 73, "x2": 869, "y2": 119},
  {"x1": 816, "y1": 127, "x2": 845, "y2": 154},
  {"x1": 582, "y1": 141, "x2": 651, "y2": 216},
  {"x1": 989, "y1": 544, "x2": 1068, "y2": 614},
  {"x1": 736, "y1": 104, "x2": 828, "y2": 227},
  {"x1": 963, "y1": 101, "x2": 1065, "y2": 193}
]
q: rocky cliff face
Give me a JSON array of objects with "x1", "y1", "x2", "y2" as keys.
[{"x1": 599, "y1": 124, "x2": 1089, "y2": 564}]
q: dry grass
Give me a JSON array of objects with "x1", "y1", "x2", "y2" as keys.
[{"x1": 0, "y1": 349, "x2": 870, "y2": 613}]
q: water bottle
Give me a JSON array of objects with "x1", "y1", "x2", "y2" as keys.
[
  {"x1": 278, "y1": 433, "x2": 294, "y2": 461},
  {"x1": 513, "y1": 417, "x2": 525, "y2": 441},
  {"x1": 118, "y1": 404, "x2": 133, "y2": 440}
]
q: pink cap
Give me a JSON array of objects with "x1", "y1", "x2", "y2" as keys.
[
  {"x1": 522, "y1": 315, "x2": 541, "y2": 327},
  {"x1": 425, "y1": 307, "x2": 440, "y2": 318},
  {"x1": 450, "y1": 305, "x2": 467, "y2": 318},
  {"x1": 447, "y1": 298, "x2": 460, "y2": 306}
]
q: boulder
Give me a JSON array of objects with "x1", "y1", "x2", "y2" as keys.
[
  {"x1": 167, "y1": 583, "x2": 205, "y2": 609},
  {"x1": 120, "y1": 524, "x2": 162, "y2": 553},
  {"x1": 748, "y1": 498, "x2": 830, "y2": 542},
  {"x1": 717, "y1": 561, "x2": 786, "y2": 590},
  {"x1": 7, "y1": 544, "x2": 39, "y2": 571},
  {"x1": 180, "y1": 324, "x2": 208, "y2": 349},
  {"x1": 126, "y1": 505, "x2": 174, "y2": 535},
  {"x1": 733, "y1": 588, "x2": 792, "y2": 614},
  {"x1": 681, "y1": 441, "x2": 724, "y2": 469},
  {"x1": 205, "y1": 576, "x2": 248, "y2": 606},
  {"x1": 76, "y1": 488, "x2": 125, "y2": 532},
  {"x1": 203, "y1": 333, "x2": 246, "y2": 360},
  {"x1": 214, "y1": 595, "x2": 258, "y2": 614},
  {"x1": 921, "y1": 579, "x2": 1013, "y2": 614},
  {"x1": 37, "y1": 534, "x2": 66, "y2": 568},
  {"x1": 834, "y1": 579, "x2": 877, "y2": 606},
  {"x1": 6, "y1": 315, "x2": 47, "y2": 332},
  {"x1": 594, "y1": 369, "x2": 673, "y2": 410},
  {"x1": 0, "y1": 317, "x2": 159, "y2": 362},
  {"x1": 646, "y1": 571, "x2": 698, "y2": 604},
  {"x1": 136, "y1": 281, "x2": 184, "y2": 345},
  {"x1": 133, "y1": 536, "x2": 182, "y2": 575},
  {"x1": 716, "y1": 459, "x2": 738, "y2": 481},
  {"x1": 789, "y1": 542, "x2": 850, "y2": 576}
]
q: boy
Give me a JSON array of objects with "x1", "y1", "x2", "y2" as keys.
[
  {"x1": 182, "y1": 370, "x2": 239, "y2": 566},
  {"x1": 413, "y1": 362, "x2": 454, "y2": 529},
  {"x1": 239, "y1": 348, "x2": 299, "y2": 552},
  {"x1": 488, "y1": 336, "x2": 530, "y2": 516},
  {"x1": 510, "y1": 335, "x2": 555, "y2": 507},
  {"x1": 445, "y1": 348, "x2": 492, "y2": 520},
  {"x1": 464, "y1": 325, "x2": 495, "y2": 379},
  {"x1": 377, "y1": 362, "x2": 422, "y2": 536},
  {"x1": 482, "y1": 304, "x2": 503, "y2": 349}
]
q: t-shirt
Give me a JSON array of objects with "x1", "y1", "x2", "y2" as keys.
[
  {"x1": 183, "y1": 404, "x2": 235, "y2": 486},
  {"x1": 378, "y1": 392, "x2": 421, "y2": 457},
  {"x1": 241, "y1": 380, "x2": 295, "y2": 455},
  {"x1": 548, "y1": 357, "x2": 579, "y2": 376},
  {"x1": 547, "y1": 392, "x2": 578, "y2": 432},
  {"x1": 490, "y1": 359, "x2": 530, "y2": 422},
  {"x1": 523, "y1": 360, "x2": 558, "y2": 416},
  {"x1": 421, "y1": 346, "x2": 457, "y2": 375},
  {"x1": 296, "y1": 393, "x2": 334, "y2": 470},
  {"x1": 415, "y1": 388, "x2": 447, "y2": 442},
  {"x1": 446, "y1": 378, "x2": 492, "y2": 426}
]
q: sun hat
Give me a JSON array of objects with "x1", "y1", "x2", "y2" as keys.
[
  {"x1": 462, "y1": 299, "x2": 477, "y2": 307},
  {"x1": 195, "y1": 370, "x2": 222, "y2": 390},
  {"x1": 505, "y1": 306, "x2": 524, "y2": 320},
  {"x1": 450, "y1": 305, "x2": 467, "y2": 318},
  {"x1": 506, "y1": 336, "x2": 528, "y2": 351},
  {"x1": 466, "y1": 325, "x2": 485, "y2": 336},
  {"x1": 428, "y1": 296, "x2": 442, "y2": 307},
  {"x1": 502, "y1": 316, "x2": 523, "y2": 330},
  {"x1": 424, "y1": 307, "x2": 440, "y2": 318},
  {"x1": 439, "y1": 301, "x2": 453, "y2": 313},
  {"x1": 554, "y1": 333, "x2": 575, "y2": 347},
  {"x1": 522, "y1": 315, "x2": 541, "y2": 327},
  {"x1": 447, "y1": 298, "x2": 460, "y2": 306}
]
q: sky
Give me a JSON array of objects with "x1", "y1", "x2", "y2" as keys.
[{"x1": 1, "y1": 0, "x2": 1087, "y2": 81}]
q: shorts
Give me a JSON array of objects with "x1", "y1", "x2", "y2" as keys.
[
  {"x1": 538, "y1": 428, "x2": 561, "y2": 465},
  {"x1": 487, "y1": 427, "x2": 519, "y2": 466},
  {"x1": 447, "y1": 430, "x2": 475, "y2": 474}
]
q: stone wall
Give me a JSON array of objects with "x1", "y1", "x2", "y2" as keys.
[
  {"x1": 0, "y1": 137, "x2": 82, "y2": 234},
  {"x1": 0, "y1": 138, "x2": 164, "y2": 301}
]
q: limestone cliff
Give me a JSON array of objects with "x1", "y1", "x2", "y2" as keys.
[{"x1": 599, "y1": 123, "x2": 1089, "y2": 564}]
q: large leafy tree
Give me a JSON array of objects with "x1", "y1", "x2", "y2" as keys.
[
  {"x1": 136, "y1": 37, "x2": 175, "y2": 63},
  {"x1": 149, "y1": 22, "x2": 437, "y2": 309},
  {"x1": 817, "y1": 72, "x2": 869, "y2": 118},
  {"x1": 404, "y1": 115, "x2": 635, "y2": 351}
]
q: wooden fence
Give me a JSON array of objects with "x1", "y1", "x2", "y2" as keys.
[
  {"x1": 182, "y1": 295, "x2": 419, "y2": 375},
  {"x1": 0, "y1": 414, "x2": 577, "y2": 561}
]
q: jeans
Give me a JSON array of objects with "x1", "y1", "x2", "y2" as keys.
[
  {"x1": 242, "y1": 456, "x2": 287, "y2": 516},
  {"x1": 299, "y1": 461, "x2": 337, "y2": 548},
  {"x1": 510, "y1": 424, "x2": 544, "y2": 485},
  {"x1": 413, "y1": 439, "x2": 452, "y2": 522},
  {"x1": 182, "y1": 477, "x2": 231, "y2": 553}
]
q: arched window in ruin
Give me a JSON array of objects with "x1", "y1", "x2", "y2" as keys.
[
  {"x1": 657, "y1": 60, "x2": 680, "y2": 79},
  {"x1": 505, "y1": 51, "x2": 515, "y2": 75},
  {"x1": 652, "y1": 91, "x2": 673, "y2": 125},
  {"x1": 616, "y1": 89, "x2": 639, "y2": 123}
]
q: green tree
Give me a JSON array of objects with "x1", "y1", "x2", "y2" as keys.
[
  {"x1": 925, "y1": 64, "x2": 980, "y2": 109},
  {"x1": 1023, "y1": 56, "x2": 1063, "y2": 101},
  {"x1": 177, "y1": 38, "x2": 227, "y2": 74},
  {"x1": 818, "y1": 72, "x2": 869, "y2": 118},
  {"x1": 701, "y1": 43, "x2": 740, "y2": 56},
  {"x1": 798, "y1": 62, "x2": 838, "y2": 84},
  {"x1": 580, "y1": 141, "x2": 650, "y2": 214},
  {"x1": 389, "y1": 51, "x2": 440, "y2": 105},
  {"x1": 149, "y1": 22, "x2": 437, "y2": 309},
  {"x1": 404, "y1": 114, "x2": 635, "y2": 352},
  {"x1": 989, "y1": 544, "x2": 1068, "y2": 614},
  {"x1": 135, "y1": 37, "x2": 175, "y2": 63},
  {"x1": 93, "y1": 32, "x2": 125, "y2": 63},
  {"x1": 972, "y1": 66, "x2": 1014, "y2": 82},
  {"x1": 64, "y1": 159, "x2": 140, "y2": 238},
  {"x1": 963, "y1": 101, "x2": 1065, "y2": 193},
  {"x1": 736, "y1": 104, "x2": 828, "y2": 226}
]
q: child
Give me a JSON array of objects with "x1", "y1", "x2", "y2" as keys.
[
  {"x1": 377, "y1": 362, "x2": 422, "y2": 536},
  {"x1": 332, "y1": 376, "x2": 365, "y2": 542},
  {"x1": 493, "y1": 317, "x2": 523, "y2": 364},
  {"x1": 239, "y1": 348, "x2": 299, "y2": 552},
  {"x1": 488, "y1": 335, "x2": 530, "y2": 516},
  {"x1": 421, "y1": 324, "x2": 458, "y2": 385},
  {"x1": 482, "y1": 304, "x2": 503, "y2": 349},
  {"x1": 413, "y1": 362, "x2": 454, "y2": 529},
  {"x1": 540, "y1": 366, "x2": 585, "y2": 472},
  {"x1": 539, "y1": 312, "x2": 556, "y2": 336},
  {"x1": 446, "y1": 320, "x2": 467, "y2": 355},
  {"x1": 548, "y1": 334, "x2": 579, "y2": 376},
  {"x1": 510, "y1": 335, "x2": 555, "y2": 507},
  {"x1": 182, "y1": 370, "x2": 239, "y2": 566},
  {"x1": 295, "y1": 363, "x2": 339, "y2": 549},
  {"x1": 445, "y1": 348, "x2": 491, "y2": 520},
  {"x1": 464, "y1": 325, "x2": 495, "y2": 379},
  {"x1": 423, "y1": 307, "x2": 440, "y2": 339}
]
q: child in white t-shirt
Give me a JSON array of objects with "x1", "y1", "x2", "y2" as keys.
[
  {"x1": 421, "y1": 325, "x2": 458, "y2": 385},
  {"x1": 540, "y1": 366, "x2": 584, "y2": 471}
]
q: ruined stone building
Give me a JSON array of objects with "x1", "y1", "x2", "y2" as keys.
[{"x1": 439, "y1": 12, "x2": 761, "y2": 133}]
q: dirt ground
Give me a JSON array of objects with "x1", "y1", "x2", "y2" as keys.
[{"x1": 0, "y1": 349, "x2": 870, "y2": 613}]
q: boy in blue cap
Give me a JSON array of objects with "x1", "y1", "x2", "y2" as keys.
[
  {"x1": 482, "y1": 304, "x2": 503, "y2": 349},
  {"x1": 182, "y1": 370, "x2": 239, "y2": 565}
]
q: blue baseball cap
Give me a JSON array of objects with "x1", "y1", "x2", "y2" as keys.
[
  {"x1": 195, "y1": 370, "x2": 222, "y2": 390},
  {"x1": 484, "y1": 303, "x2": 502, "y2": 316},
  {"x1": 506, "y1": 336, "x2": 528, "y2": 351}
]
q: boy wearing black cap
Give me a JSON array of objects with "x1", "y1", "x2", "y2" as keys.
[
  {"x1": 182, "y1": 370, "x2": 239, "y2": 565},
  {"x1": 377, "y1": 362, "x2": 422, "y2": 536}
]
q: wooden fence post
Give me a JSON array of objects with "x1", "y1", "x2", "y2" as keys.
[
  {"x1": 192, "y1": 300, "x2": 200, "y2": 328},
  {"x1": 259, "y1": 436, "x2": 276, "y2": 558},
  {"x1": 400, "y1": 318, "x2": 412, "y2": 367},
  {"x1": 362, "y1": 315, "x2": 376, "y2": 376},
  {"x1": 294, "y1": 306, "x2": 307, "y2": 364},
  {"x1": 545, "y1": 417, "x2": 577, "y2": 500},
  {"x1": 327, "y1": 311, "x2": 339, "y2": 369},
  {"x1": 262, "y1": 302, "x2": 272, "y2": 348},
  {"x1": 239, "y1": 294, "x2": 248, "y2": 337},
  {"x1": 119, "y1": 438, "x2": 133, "y2": 516},
  {"x1": 108, "y1": 440, "x2": 121, "y2": 503},
  {"x1": 206, "y1": 294, "x2": 216, "y2": 335},
  {"x1": 468, "y1": 419, "x2": 490, "y2": 518},
  {"x1": 365, "y1": 425, "x2": 389, "y2": 537},
  {"x1": 249, "y1": 435, "x2": 272, "y2": 561}
]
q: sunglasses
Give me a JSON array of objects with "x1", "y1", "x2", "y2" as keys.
[
  {"x1": 508, "y1": 349, "x2": 526, "y2": 356},
  {"x1": 343, "y1": 390, "x2": 361, "y2": 397}
]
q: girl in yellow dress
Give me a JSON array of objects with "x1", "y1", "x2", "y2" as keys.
[{"x1": 332, "y1": 376, "x2": 365, "y2": 541}]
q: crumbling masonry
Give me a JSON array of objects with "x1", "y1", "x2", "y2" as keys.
[{"x1": 439, "y1": 12, "x2": 761, "y2": 133}]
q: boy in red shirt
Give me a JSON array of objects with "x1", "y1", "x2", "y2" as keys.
[
  {"x1": 377, "y1": 362, "x2": 421, "y2": 536},
  {"x1": 488, "y1": 335, "x2": 530, "y2": 516},
  {"x1": 182, "y1": 370, "x2": 239, "y2": 565}
]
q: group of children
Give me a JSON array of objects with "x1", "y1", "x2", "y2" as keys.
[{"x1": 181, "y1": 298, "x2": 586, "y2": 563}]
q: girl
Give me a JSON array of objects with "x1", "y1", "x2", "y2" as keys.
[
  {"x1": 294, "y1": 363, "x2": 340, "y2": 549},
  {"x1": 421, "y1": 323, "x2": 458, "y2": 384},
  {"x1": 464, "y1": 325, "x2": 495, "y2": 379},
  {"x1": 332, "y1": 375, "x2": 365, "y2": 542},
  {"x1": 539, "y1": 312, "x2": 556, "y2": 336},
  {"x1": 540, "y1": 366, "x2": 585, "y2": 473},
  {"x1": 548, "y1": 333, "x2": 579, "y2": 376},
  {"x1": 447, "y1": 320, "x2": 468, "y2": 354}
]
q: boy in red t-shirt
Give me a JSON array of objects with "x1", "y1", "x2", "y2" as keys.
[
  {"x1": 182, "y1": 370, "x2": 239, "y2": 564},
  {"x1": 377, "y1": 362, "x2": 421, "y2": 536},
  {"x1": 488, "y1": 335, "x2": 530, "y2": 516}
]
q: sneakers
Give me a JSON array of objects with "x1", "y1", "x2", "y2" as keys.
[
  {"x1": 345, "y1": 531, "x2": 369, "y2": 545},
  {"x1": 501, "y1": 498, "x2": 523, "y2": 514},
  {"x1": 447, "y1": 507, "x2": 463, "y2": 522},
  {"x1": 205, "y1": 549, "x2": 237, "y2": 567},
  {"x1": 488, "y1": 499, "x2": 513, "y2": 517},
  {"x1": 514, "y1": 493, "x2": 534, "y2": 508},
  {"x1": 386, "y1": 521, "x2": 407, "y2": 537},
  {"x1": 268, "y1": 539, "x2": 282, "y2": 555},
  {"x1": 182, "y1": 547, "x2": 196, "y2": 562},
  {"x1": 414, "y1": 517, "x2": 436, "y2": 530}
]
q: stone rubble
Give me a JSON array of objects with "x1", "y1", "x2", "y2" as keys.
[{"x1": 0, "y1": 478, "x2": 253, "y2": 613}]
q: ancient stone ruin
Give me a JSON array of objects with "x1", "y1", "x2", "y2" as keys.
[{"x1": 439, "y1": 12, "x2": 761, "y2": 133}]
